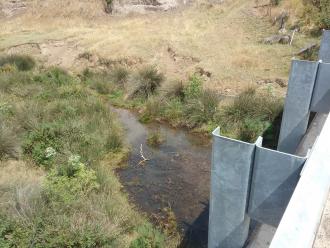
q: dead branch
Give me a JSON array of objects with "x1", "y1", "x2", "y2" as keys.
[{"x1": 138, "y1": 144, "x2": 150, "y2": 165}]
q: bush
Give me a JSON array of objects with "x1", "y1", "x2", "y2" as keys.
[
  {"x1": 183, "y1": 75, "x2": 202, "y2": 100},
  {"x1": 23, "y1": 123, "x2": 63, "y2": 166},
  {"x1": 129, "y1": 66, "x2": 164, "y2": 98},
  {"x1": 43, "y1": 155, "x2": 99, "y2": 204},
  {"x1": 0, "y1": 55, "x2": 35, "y2": 71}
]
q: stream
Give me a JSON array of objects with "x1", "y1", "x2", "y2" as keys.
[{"x1": 113, "y1": 107, "x2": 211, "y2": 248}]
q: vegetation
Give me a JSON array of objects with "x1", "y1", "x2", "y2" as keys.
[
  {"x1": 217, "y1": 87, "x2": 283, "y2": 142},
  {"x1": 0, "y1": 55, "x2": 178, "y2": 248},
  {"x1": 147, "y1": 131, "x2": 165, "y2": 147},
  {"x1": 90, "y1": 65, "x2": 284, "y2": 143},
  {"x1": 302, "y1": 0, "x2": 330, "y2": 30},
  {"x1": 0, "y1": 55, "x2": 35, "y2": 71}
]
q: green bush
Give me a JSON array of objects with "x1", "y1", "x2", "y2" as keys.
[
  {"x1": 0, "y1": 55, "x2": 35, "y2": 71},
  {"x1": 23, "y1": 123, "x2": 63, "y2": 166},
  {"x1": 183, "y1": 75, "x2": 202, "y2": 100},
  {"x1": 43, "y1": 155, "x2": 99, "y2": 204}
]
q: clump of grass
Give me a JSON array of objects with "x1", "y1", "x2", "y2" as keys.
[
  {"x1": 218, "y1": 87, "x2": 283, "y2": 142},
  {"x1": 34, "y1": 67, "x2": 74, "y2": 86},
  {"x1": 128, "y1": 66, "x2": 164, "y2": 99},
  {"x1": 0, "y1": 55, "x2": 35, "y2": 71},
  {"x1": 183, "y1": 88, "x2": 218, "y2": 128},
  {"x1": 0, "y1": 123, "x2": 20, "y2": 160},
  {"x1": 147, "y1": 131, "x2": 164, "y2": 147},
  {"x1": 111, "y1": 66, "x2": 129, "y2": 84}
]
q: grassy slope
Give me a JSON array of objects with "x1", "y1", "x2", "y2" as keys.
[
  {"x1": 0, "y1": 58, "x2": 179, "y2": 247},
  {"x1": 0, "y1": 0, "x2": 318, "y2": 96}
]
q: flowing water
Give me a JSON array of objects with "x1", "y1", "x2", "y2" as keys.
[{"x1": 113, "y1": 107, "x2": 211, "y2": 247}]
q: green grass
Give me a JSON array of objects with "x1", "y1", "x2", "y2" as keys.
[{"x1": 0, "y1": 56, "x2": 178, "y2": 248}]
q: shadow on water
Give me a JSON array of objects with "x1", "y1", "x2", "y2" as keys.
[{"x1": 112, "y1": 107, "x2": 211, "y2": 247}]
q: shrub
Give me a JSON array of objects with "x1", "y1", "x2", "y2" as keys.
[
  {"x1": 164, "y1": 98, "x2": 184, "y2": 125},
  {"x1": 302, "y1": 0, "x2": 330, "y2": 30},
  {"x1": 43, "y1": 155, "x2": 99, "y2": 204},
  {"x1": 0, "y1": 123, "x2": 20, "y2": 160},
  {"x1": 183, "y1": 75, "x2": 202, "y2": 100},
  {"x1": 23, "y1": 123, "x2": 63, "y2": 166},
  {"x1": 129, "y1": 66, "x2": 164, "y2": 98},
  {"x1": 0, "y1": 55, "x2": 35, "y2": 71}
]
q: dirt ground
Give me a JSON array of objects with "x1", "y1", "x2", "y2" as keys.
[{"x1": 0, "y1": 0, "x2": 318, "y2": 96}]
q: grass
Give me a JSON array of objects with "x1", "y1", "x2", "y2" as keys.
[
  {"x1": 0, "y1": 55, "x2": 35, "y2": 71},
  {"x1": 0, "y1": 56, "x2": 179, "y2": 248},
  {"x1": 217, "y1": 87, "x2": 284, "y2": 142},
  {"x1": 147, "y1": 131, "x2": 165, "y2": 147}
]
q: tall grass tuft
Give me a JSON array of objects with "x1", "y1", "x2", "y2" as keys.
[
  {"x1": 0, "y1": 123, "x2": 20, "y2": 160},
  {"x1": 0, "y1": 55, "x2": 35, "y2": 71},
  {"x1": 129, "y1": 66, "x2": 164, "y2": 98},
  {"x1": 218, "y1": 87, "x2": 283, "y2": 142}
]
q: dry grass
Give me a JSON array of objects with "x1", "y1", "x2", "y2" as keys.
[{"x1": 0, "y1": 0, "x2": 319, "y2": 97}]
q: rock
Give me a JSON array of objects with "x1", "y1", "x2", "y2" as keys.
[
  {"x1": 263, "y1": 34, "x2": 291, "y2": 45},
  {"x1": 273, "y1": 11, "x2": 289, "y2": 30},
  {"x1": 275, "y1": 78, "x2": 287, "y2": 87},
  {"x1": 296, "y1": 43, "x2": 319, "y2": 60}
]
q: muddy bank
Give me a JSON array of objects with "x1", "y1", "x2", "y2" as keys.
[{"x1": 114, "y1": 107, "x2": 211, "y2": 247}]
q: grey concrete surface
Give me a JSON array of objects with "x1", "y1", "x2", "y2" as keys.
[
  {"x1": 277, "y1": 60, "x2": 319, "y2": 154},
  {"x1": 270, "y1": 115, "x2": 330, "y2": 248},
  {"x1": 248, "y1": 146, "x2": 306, "y2": 227},
  {"x1": 208, "y1": 127, "x2": 261, "y2": 248},
  {"x1": 310, "y1": 62, "x2": 330, "y2": 113},
  {"x1": 319, "y1": 30, "x2": 330, "y2": 63}
]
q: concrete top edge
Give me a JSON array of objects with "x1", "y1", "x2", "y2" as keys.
[
  {"x1": 212, "y1": 126, "x2": 262, "y2": 146},
  {"x1": 212, "y1": 127, "x2": 307, "y2": 159}
]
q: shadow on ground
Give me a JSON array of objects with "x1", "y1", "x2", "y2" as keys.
[{"x1": 179, "y1": 201, "x2": 209, "y2": 248}]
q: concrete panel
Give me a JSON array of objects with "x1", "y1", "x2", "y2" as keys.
[
  {"x1": 208, "y1": 127, "x2": 261, "y2": 248},
  {"x1": 248, "y1": 146, "x2": 306, "y2": 227},
  {"x1": 310, "y1": 62, "x2": 330, "y2": 113},
  {"x1": 319, "y1": 30, "x2": 330, "y2": 63},
  {"x1": 270, "y1": 115, "x2": 330, "y2": 248},
  {"x1": 277, "y1": 60, "x2": 319, "y2": 154}
]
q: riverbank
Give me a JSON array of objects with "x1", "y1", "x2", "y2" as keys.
[{"x1": 0, "y1": 55, "x2": 180, "y2": 247}]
